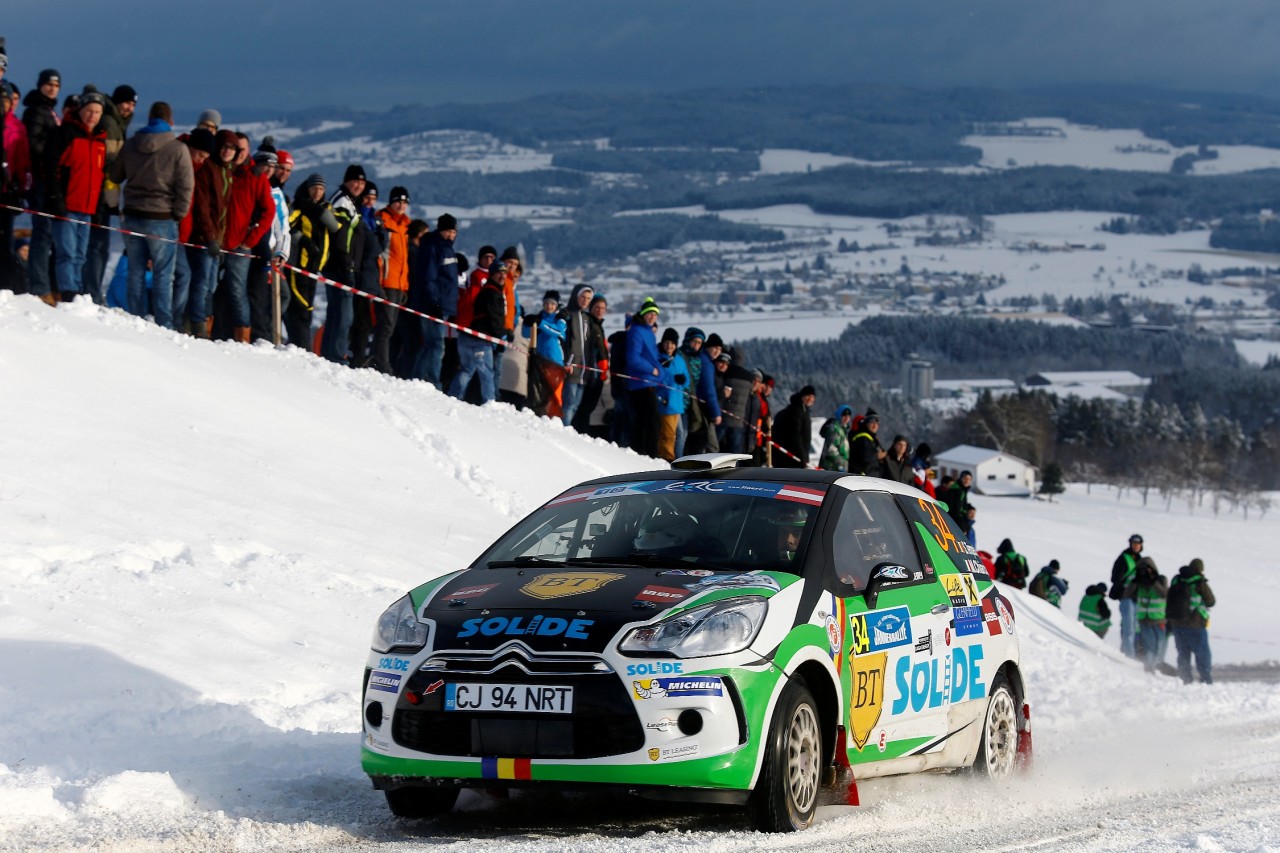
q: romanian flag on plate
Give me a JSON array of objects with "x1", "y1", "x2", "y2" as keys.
[{"x1": 481, "y1": 757, "x2": 532, "y2": 780}]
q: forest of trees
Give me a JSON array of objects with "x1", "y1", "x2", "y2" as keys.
[
  {"x1": 453, "y1": 215, "x2": 784, "y2": 267},
  {"x1": 279, "y1": 82, "x2": 1280, "y2": 166},
  {"x1": 735, "y1": 318, "x2": 1280, "y2": 495},
  {"x1": 742, "y1": 316, "x2": 1243, "y2": 388}
]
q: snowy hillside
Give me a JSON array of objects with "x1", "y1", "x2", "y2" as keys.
[{"x1": 1, "y1": 291, "x2": 1277, "y2": 851}]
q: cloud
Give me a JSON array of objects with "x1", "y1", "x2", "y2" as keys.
[{"x1": 3, "y1": 0, "x2": 1278, "y2": 114}]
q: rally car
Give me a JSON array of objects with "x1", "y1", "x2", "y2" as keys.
[{"x1": 361, "y1": 453, "x2": 1028, "y2": 832}]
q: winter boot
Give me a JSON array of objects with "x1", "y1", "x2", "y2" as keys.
[
  {"x1": 38, "y1": 292, "x2": 58, "y2": 307},
  {"x1": 204, "y1": 316, "x2": 215, "y2": 339},
  {"x1": 60, "y1": 290, "x2": 78, "y2": 304},
  {"x1": 233, "y1": 326, "x2": 251, "y2": 344}
]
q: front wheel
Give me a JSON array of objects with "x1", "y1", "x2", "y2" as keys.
[
  {"x1": 749, "y1": 678, "x2": 823, "y2": 832},
  {"x1": 974, "y1": 674, "x2": 1018, "y2": 777},
  {"x1": 384, "y1": 786, "x2": 459, "y2": 819}
]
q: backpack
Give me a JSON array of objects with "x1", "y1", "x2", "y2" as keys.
[
  {"x1": 1166, "y1": 577, "x2": 1192, "y2": 622},
  {"x1": 1029, "y1": 571, "x2": 1048, "y2": 599}
]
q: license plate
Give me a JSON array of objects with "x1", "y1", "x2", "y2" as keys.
[{"x1": 444, "y1": 683, "x2": 574, "y2": 714}]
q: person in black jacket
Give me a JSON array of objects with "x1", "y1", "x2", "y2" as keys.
[
  {"x1": 772, "y1": 386, "x2": 816, "y2": 468},
  {"x1": 320, "y1": 165, "x2": 368, "y2": 364},
  {"x1": 608, "y1": 317, "x2": 631, "y2": 447},
  {"x1": 408, "y1": 213, "x2": 459, "y2": 387},
  {"x1": 881, "y1": 435, "x2": 913, "y2": 484},
  {"x1": 21, "y1": 69, "x2": 62, "y2": 301},
  {"x1": 848, "y1": 410, "x2": 886, "y2": 476}
]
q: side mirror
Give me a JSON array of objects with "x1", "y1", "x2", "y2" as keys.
[{"x1": 863, "y1": 563, "x2": 911, "y2": 609}]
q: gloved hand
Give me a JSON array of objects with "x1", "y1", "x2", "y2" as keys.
[
  {"x1": 495, "y1": 344, "x2": 506, "y2": 355},
  {"x1": 206, "y1": 240, "x2": 221, "y2": 258}
]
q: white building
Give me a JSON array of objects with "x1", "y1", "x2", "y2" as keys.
[{"x1": 934, "y1": 444, "x2": 1038, "y2": 497}]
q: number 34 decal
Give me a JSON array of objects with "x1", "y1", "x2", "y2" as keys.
[{"x1": 917, "y1": 499, "x2": 959, "y2": 553}]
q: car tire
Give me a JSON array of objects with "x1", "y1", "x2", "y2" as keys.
[
  {"x1": 749, "y1": 678, "x2": 823, "y2": 832},
  {"x1": 974, "y1": 674, "x2": 1018, "y2": 778},
  {"x1": 384, "y1": 786, "x2": 459, "y2": 819}
]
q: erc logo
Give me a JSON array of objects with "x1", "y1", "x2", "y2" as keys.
[{"x1": 521, "y1": 572, "x2": 624, "y2": 600}]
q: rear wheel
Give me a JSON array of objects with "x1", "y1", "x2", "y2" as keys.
[
  {"x1": 384, "y1": 786, "x2": 459, "y2": 819},
  {"x1": 749, "y1": 679, "x2": 822, "y2": 832},
  {"x1": 975, "y1": 674, "x2": 1018, "y2": 777}
]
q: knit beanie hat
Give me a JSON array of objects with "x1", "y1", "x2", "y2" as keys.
[
  {"x1": 38, "y1": 69, "x2": 61, "y2": 87},
  {"x1": 705, "y1": 333, "x2": 724, "y2": 349},
  {"x1": 197, "y1": 108, "x2": 222, "y2": 128},
  {"x1": 301, "y1": 173, "x2": 327, "y2": 192},
  {"x1": 683, "y1": 326, "x2": 705, "y2": 343},
  {"x1": 389, "y1": 186, "x2": 409, "y2": 203},
  {"x1": 798, "y1": 384, "x2": 816, "y2": 397},
  {"x1": 111, "y1": 84, "x2": 138, "y2": 105},
  {"x1": 636, "y1": 297, "x2": 660, "y2": 318},
  {"x1": 437, "y1": 213, "x2": 458, "y2": 231},
  {"x1": 542, "y1": 290, "x2": 561, "y2": 305},
  {"x1": 1189, "y1": 558, "x2": 1204, "y2": 573},
  {"x1": 661, "y1": 327, "x2": 680, "y2": 345},
  {"x1": 500, "y1": 246, "x2": 520, "y2": 262},
  {"x1": 343, "y1": 163, "x2": 367, "y2": 183}
]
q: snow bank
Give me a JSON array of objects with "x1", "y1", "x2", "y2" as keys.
[{"x1": 0, "y1": 291, "x2": 1276, "y2": 851}]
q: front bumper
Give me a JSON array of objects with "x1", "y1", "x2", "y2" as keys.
[{"x1": 361, "y1": 648, "x2": 775, "y2": 795}]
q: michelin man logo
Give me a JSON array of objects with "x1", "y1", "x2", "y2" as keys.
[{"x1": 633, "y1": 680, "x2": 668, "y2": 699}]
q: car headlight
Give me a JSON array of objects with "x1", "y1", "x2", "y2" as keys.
[
  {"x1": 371, "y1": 595, "x2": 429, "y2": 653},
  {"x1": 619, "y1": 596, "x2": 767, "y2": 658}
]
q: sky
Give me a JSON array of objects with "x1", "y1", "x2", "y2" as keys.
[{"x1": 5, "y1": 0, "x2": 1280, "y2": 118}]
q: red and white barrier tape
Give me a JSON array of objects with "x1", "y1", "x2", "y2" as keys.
[{"x1": 3, "y1": 202, "x2": 812, "y2": 467}]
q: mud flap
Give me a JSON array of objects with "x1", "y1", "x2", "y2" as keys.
[{"x1": 1016, "y1": 702, "x2": 1033, "y2": 771}]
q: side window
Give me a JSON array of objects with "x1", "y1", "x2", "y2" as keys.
[
  {"x1": 897, "y1": 494, "x2": 990, "y2": 578},
  {"x1": 824, "y1": 491, "x2": 923, "y2": 595}
]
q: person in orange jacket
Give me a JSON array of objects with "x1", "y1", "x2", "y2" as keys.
[{"x1": 371, "y1": 186, "x2": 411, "y2": 374}]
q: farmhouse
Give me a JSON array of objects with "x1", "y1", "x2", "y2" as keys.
[{"x1": 934, "y1": 444, "x2": 1037, "y2": 497}]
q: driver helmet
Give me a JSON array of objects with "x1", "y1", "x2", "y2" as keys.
[
  {"x1": 769, "y1": 506, "x2": 810, "y2": 528},
  {"x1": 634, "y1": 513, "x2": 700, "y2": 552}
]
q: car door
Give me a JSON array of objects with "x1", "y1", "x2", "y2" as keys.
[{"x1": 818, "y1": 489, "x2": 953, "y2": 767}]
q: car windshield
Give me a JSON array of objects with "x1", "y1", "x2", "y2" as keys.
[{"x1": 475, "y1": 479, "x2": 827, "y2": 573}]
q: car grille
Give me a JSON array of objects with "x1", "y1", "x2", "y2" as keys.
[{"x1": 392, "y1": 645, "x2": 643, "y2": 759}]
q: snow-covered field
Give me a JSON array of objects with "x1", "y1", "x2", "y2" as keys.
[
  {"x1": 961, "y1": 118, "x2": 1280, "y2": 175},
  {"x1": 1, "y1": 292, "x2": 1277, "y2": 851},
  {"x1": 624, "y1": 204, "x2": 1271, "y2": 311}
]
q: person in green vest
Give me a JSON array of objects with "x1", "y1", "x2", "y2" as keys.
[
  {"x1": 1134, "y1": 556, "x2": 1169, "y2": 672},
  {"x1": 994, "y1": 538, "x2": 1030, "y2": 589},
  {"x1": 1029, "y1": 560, "x2": 1069, "y2": 607},
  {"x1": 1167, "y1": 558, "x2": 1216, "y2": 685},
  {"x1": 818, "y1": 405, "x2": 853, "y2": 472},
  {"x1": 1078, "y1": 582, "x2": 1112, "y2": 638},
  {"x1": 1110, "y1": 533, "x2": 1144, "y2": 658}
]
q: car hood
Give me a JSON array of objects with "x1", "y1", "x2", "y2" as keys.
[{"x1": 421, "y1": 566, "x2": 789, "y2": 653}]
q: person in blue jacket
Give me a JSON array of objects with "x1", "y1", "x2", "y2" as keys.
[
  {"x1": 408, "y1": 213, "x2": 459, "y2": 388},
  {"x1": 626, "y1": 297, "x2": 665, "y2": 458},
  {"x1": 687, "y1": 332, "x2": 724, "y2": 453},
  {"x1": 657, "y1": 327, "x2": 690, "y2": 461},
  {"x1": 522, "y1": 290, "x2": 566, "y2": 365}
]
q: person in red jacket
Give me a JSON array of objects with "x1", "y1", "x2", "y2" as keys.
[
  {"x1": 172, "y1": 129, "x2": 214, "y2": 332},
  {"x1": 1, "y1": 81, "x2": 31, "y2": 292},
  {"x1": 187, "y1": 129, "x2": 237, "y2": 337},
  {"x1": 45, "y1": 92, "x2": 107, "y2": 300},
  {"x1": 218, "y1": 143, "x2": 275, "y2": 341}
]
